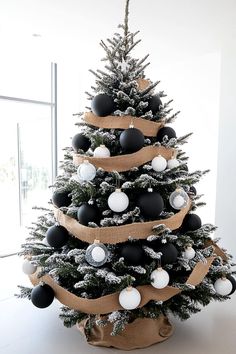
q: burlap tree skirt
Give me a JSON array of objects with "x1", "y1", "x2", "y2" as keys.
[{"x1": 77, "y1": 315, "x2": 173, "y2": 350}]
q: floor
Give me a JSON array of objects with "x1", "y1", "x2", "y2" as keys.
[{"x1": 1, "y1": 256, "x2": 236, "y2": 354}]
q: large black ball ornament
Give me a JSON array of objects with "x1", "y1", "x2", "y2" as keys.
[
  {"x1": 91, "y1": 93, "x2": 115, "y2": 117},
  {"x1": 138, "y1": 190, "x2": 164, "y2": 219},
  {"x1": 120, "y1": 243, "x2": 145, "y2": 265},
  {"x1": 77, "y1": 203, "x2": 100, "y2": 226},
  {"x1": 156, "y1": 243, "x2": 178, "y2": 265},
  {"x1": 147, "y1": 95, "x2": 162, "y2": 114},
  {"x1": 31, "y1": 284, "x2": 54, "y2": 308},
  {"x1": 120, "y1": 127, "x2": 145, "y2": 153},
  {"x1": 46, "y1": 224, "x2": 69, "y2": 248},
  {"x1": 72, "y1": 133, "x2": 91, "y2": 152},
  {"x1": 52, "y1": 190, "x2": 72, "y2": 208},
  {"x1": 156, "y1": 126, "x2": 176, "y2": 143},
  {"x1": 182, "y1": 213, "x2": 202, "y2": 232},
  {"x1": 228, "y1": 275, "x2": 236, "y2": 295}
]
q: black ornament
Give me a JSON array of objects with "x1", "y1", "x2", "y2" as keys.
[
  {"x1": 120, "y1": 127, "x2": 145, "y2": 153},
  {"x1": 31, "y1": 284, "x2": 54, "y2": 308},
  {"x1": 189, "y1": 185, "x2": 197, "y2": 196},
  {"x1": 72, "y1": 133, "x2": 90, "y2": 152},
  {"x1": 157, "y1": 243, "x2": 178, "y2": 265},
  {"x1": 147, "y1": 95, "x2": 162, "y2": 114},
  {"x1": 156, "y1": 127, "x2": 176, "y2": 143},
  {"x1": 182, "y1": 213, "x2": 202, "y2": 232},
  {"x1": 77, "y1": 203, "x2": 100, "y2": 226},
  {"x1": 120, "y1": 243, "x2": 145, "y2": 265},
  {"x1": 46, "y1": 224, "x2": 69, "y2": 248},
  {"x1": 91, "y1": 93, "x2": 115, "y2": 117},
  {"x1": 228, "y1": 275, "x2": 236, "y2": 295},
  {"x1": 52, "y1": 190, "x2": 71, "y2": 208},
  {"x1": 138, "y1": 190, "x2": 164, "y2": 219}
]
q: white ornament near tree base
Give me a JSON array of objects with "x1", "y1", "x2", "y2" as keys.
[
  {"x1": 151, "y1": 155, "x2": 167, "y2": 172},
  {"x1": 77, "y1": 160, "x2": 96, "y2": 181},
  {"x1": 167, "y1": 158, "x2": 180, "y2": 169},
  {"x1": 85, "y1": 241, "x2": 108, "y2": 267},
  {"x1": 93, "y1": 145, "x2": 110, "y2": 158},
  {"x1": 118, "y1": 286, "x2": 141, "y2": 310},
  {"x1": 22, "y1": 259, "x2": 37, "y2": 275},
  {"x1": 108, "y1": 189, "x2": 129, "y2": 213},
  {"x1": 169, "y1": 188, "x2": 189, "y2": 210},
  {"x1": 183, "y1": 246, "x2": 196, "y2": 260},
  {"x1": 214, "y1": 278, "x2": 233, "y2": 296},
  {"x1": 150, "y1": 267, "x2": 170, "y2": 289}
]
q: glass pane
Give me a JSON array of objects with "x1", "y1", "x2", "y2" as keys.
[{"x1": 0, "y1": 100, "x2": 52, "y2": 253}]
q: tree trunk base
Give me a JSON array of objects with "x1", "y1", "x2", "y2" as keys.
[{"x1": 77, "y1": 315, "x2": 174, "y2": 350}]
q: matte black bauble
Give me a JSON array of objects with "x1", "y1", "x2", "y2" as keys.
[
  {"x1": 91, "y1": 93, "x2": 115, "y2": 117},
  {"x1": 77, "y1": 203, "x2": 100, "y2": 226},
  {"x1": 156, "y1": 127, "x2": 176, "y2": 143},
  {"x1": 228, "y1": 275, "x2": 236, "y2": 295},
  {"x1": 120, "y1": 243, "x2": 145, "y2": 265},
  {"x1": 138, "y1": 191, "x2": 164, "y2": 219},
  {"x1": 156, "y1": 243, "x2": 178, "y2": 265},
  {"x1": 147, "y1": 95, "x2": 162, "y2": 114},
  {"x1": 182, "y1": 213, "x2": 202, "y2": 232},
  {"x1": 120, "y1": 127, "x2": 145, "y2": 153},
  {"x1": 72, "y1": 133, "x2": 91, "y2": 152},
  {"x1": 46, "y1": 224, "x2": 69, "y2": 248},
  {"x1": 52, "y1": 190, "x2": 72, "y2": 208},
  {"x1": 31, "y1": 284, "x2": 54, "y2": 308},
  {"x1": 189, "y1": 185, "x2": 197, "y2": 196}
]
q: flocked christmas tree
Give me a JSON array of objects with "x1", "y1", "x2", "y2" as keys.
[{"x1": 17, "y1": 0, "x2": 235, "y2": 349}]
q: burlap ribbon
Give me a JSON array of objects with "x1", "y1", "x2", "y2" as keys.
[
  {"x1": 84, "y1": 112, "x2": 164, "y2": 137},
  {"x1": 54, "y1": 201, "x2": 191, "y2": 244},
  {"x1": 29, "y1": 256, "x2": 215, "y2": 315},
  {"x1": 73, "y1": 145, "x2": 175, "y2": 172}
]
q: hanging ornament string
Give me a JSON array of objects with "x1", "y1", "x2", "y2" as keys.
[
  {"x1": 83, "y1": 112, "x2": 164, "y2": 137},
  {"x1": 54, "y1": 200, "x2": 191, "y2": 244},
  {"x1": 29, "y1": 256, "x2": 215, "y2": 315},
  {"x1": 73, "y1": 145, "x2": 175, "y2": 172}
]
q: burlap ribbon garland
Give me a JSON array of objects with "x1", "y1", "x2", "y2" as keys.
[
  {"x1": 29, "y1": 256, "x2": 215, "y2": 315},
  {"x1": 54, "y1": 201, "x2": 191, "y2": 244},
  {"x1": 83, "y1": 112, "x2": 164, "y2": 137},
  {"x1": 73, "y1": 145, "x2": 175, "y2": 172}
]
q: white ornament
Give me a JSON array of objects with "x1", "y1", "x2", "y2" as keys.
[
  {"x1": 22, "y1": 259, "x2": 37, "y2": 275},
  {"x1": 77, "y1": 160, "x2": 96, "y2": 181},
  {"x1": 150, "y1": 267, "x2": 170, "y2": 289},
  {"x1": 167, "y1": 158, "x2": 180, "y2": 169},
  {"x1": 108, "y1": 189, "x2": 129, "y2": 213},
  {"x1": 85, "y1": 241, "x2": 108, "y2": 267},
  {"x1": 169, "y1": 188, "x2": 189, "y2": 210},
  {"x1": 151, "y1": 155, "x2": 167, "y2": 172},
  {"x1": 93, "y1": 145, "x2": 110, "y2": 158},
  {"x1": 183, "y1": 246, "x2": 196, "y2": 260},
  {"x1": 118, "y1": 286, "x2": 141, "y2": 310},
  {"x1": 214, "y1": 278, "x2": 233, "y2": 296}
]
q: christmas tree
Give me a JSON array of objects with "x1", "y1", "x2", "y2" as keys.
[{"x1": 18, "y1": 0, "x2": 235, "y2": 349}]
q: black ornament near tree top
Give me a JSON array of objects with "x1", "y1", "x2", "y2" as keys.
[
  {"x1": 120, "y1": 127, "x2": 145, "y2": 153},
  {"x1": 120, "y1": 243, "x2": 145, "y2": 265},
  {"x1": 182, "y1": 213, "x2": 202, "y2": 232},
  {"x1": 156, "y1": 126, "x2": 176, "y2": 143},
  {"x1": 147, "y1": 95, "x2": 162, "y2": 114},
  {"x1": 91, "y1": 93, "x2": 115, "y2": 117},
  {"x1": 77, "y1": 203, "x2": 100, "y2": 226},
  {"x1": 31, "y1": 284, "x2": 55, "y2": 308},
  {"x1": 46, "y1": 224, "x2": 69, "y2": 248},
  {"x1": 138, "y1": 189, "x2": 164, "y2": 219},
  {"x1": 52, "y1": 190, "x2": 72, "y2": 208},
  {"x1": 72, "y1": 133, "x2": 91, "y2": 152}
]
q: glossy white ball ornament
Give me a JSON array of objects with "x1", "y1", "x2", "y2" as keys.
[
  {"x1": 77, "y1": 160, "x2": 96, "y2": 181},
  {"x1": 85, "y1": 241, "x2": 108, "y2": 267},
  {"x1": 169, "y1": 188, "x2": 189, "y2": 210},
  {"x1": 108, "y1": 189, "x2": 129, "y2": 213},
  {"x1": 150, "y1": 267, "x2": 170, "y2": 289},
  {"x1": 214, "y1": 278, "x2": 233, "y2": 296},
  {"x1": 22, "y1": 259, "x2": 37, "y2": 275},
  {"x1": 151, "y1": 155, "x2": 167, "y2": 172},
  {"x1": 167, "y1": 158, "x2": 180, "y2": 169},
  {"x1": 93, "y1": 145, "x2": 110, "y2": 158},
  {"x1": 183, "y1": 246, "x2": 196, "y2": 260},
  {"x1": 118, "y1": 286, "x2": 141, "y2": 310}
]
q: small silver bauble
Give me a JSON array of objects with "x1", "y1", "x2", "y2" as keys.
[
  {"x1": 214, "y1": 277, "x2": 233, "y2": 296},
  {"x1": 167, "y1": 158, "x2": 180, "y2": 169},
  {"x1": 108, "y1": 188, "x2": 129, "y2": 213},
  {"x1": 93, "y1": 145, "x2": 111, "y2": 158},
  {"x1": 85, "y1": 241, "x2": 108, "y2": 267},
  {"x1": 118, "y1": 286, "x2": 141, "y2": 310},
  {"x1": 77, "y1": 160, "x2": 96, "y2": 181},
  {"x1": 183, "y1": 246, "x2": 196, "y2": 260},
  {"x1": 150, "y1": 267, "x2": 170, "y2": 289},
  {"x1": 22, "y1": 259, "x2": 37, "y2": 275},
  {"x1": 151, "y1": 155, "x2": 167, "y2": 172},
  {"x1": 169, "y1": 188, "x2": 189, "y2": 210}
]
